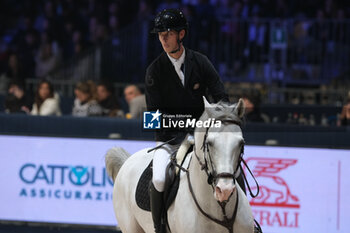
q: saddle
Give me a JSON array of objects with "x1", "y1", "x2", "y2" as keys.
[{"x1": 135, "y1": 136, "x2": 194, "y2": 212}]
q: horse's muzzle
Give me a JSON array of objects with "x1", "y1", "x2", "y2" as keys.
[{"x1": 214, "y1": 179, "x2": 236, "y2": 202}]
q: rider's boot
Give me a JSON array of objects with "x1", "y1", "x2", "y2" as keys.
[{"x1": 150, "y1": 183, "x2": 166, "y2": 233}]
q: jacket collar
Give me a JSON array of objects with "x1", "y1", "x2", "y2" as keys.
[
  {"x1": 183, "y1": 48, "x2": 194, "y2": 87},
  {"x1": 160, "y1": 48, "x2": 194, "y2": 88}
]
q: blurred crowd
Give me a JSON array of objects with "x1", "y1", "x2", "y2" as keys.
[
  {"x1": 0, "y1": 0, "x2": 349, "y2": 126},
  {"x1": 3, "y1": 78, "x2": 349, "y2": 126},
  {"x1": 4, "y1": 79, "x2": 147, "y2": 119},
  {"x1": 0, "y1": 0, "x2": 140, "y2": 87},
  {"x1": 0, "y1": 0, "x2": 348, "y2": 86}
]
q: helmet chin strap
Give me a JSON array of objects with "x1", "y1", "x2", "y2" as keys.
[{"x1": 169, "y1": 33, "x2": 182, "y2": 54}]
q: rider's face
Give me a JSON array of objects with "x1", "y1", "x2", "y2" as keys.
[{"x1": 158, "y1": 30, "x2": 184, "y2": 54}]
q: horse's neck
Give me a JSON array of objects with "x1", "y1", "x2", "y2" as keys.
[{"x1": 188, "y1": 152, "x2": 238, "y2": 218}]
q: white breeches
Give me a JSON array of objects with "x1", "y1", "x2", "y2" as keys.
[{"x1": 152, "y1": 142, "x2": 178, "y2": 192}]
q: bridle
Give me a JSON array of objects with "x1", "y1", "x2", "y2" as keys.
[
  {"x1": 186, "y1": 118, "x2": 259, "y2": 233},
  {"x1": 194, "y1": 119, "x2": 244, "y2": 189}
]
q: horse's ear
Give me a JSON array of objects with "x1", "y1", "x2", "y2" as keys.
[
  {"x1": 234, "y1": 98, "x2": 245, "y2": 118},
  {"x1": 203, "y1": 96, "x2": 211, "y2": 109}
]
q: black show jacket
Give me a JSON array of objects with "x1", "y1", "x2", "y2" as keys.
[{"x1": 145, "y1": 48, "x2": 228, "y2": 143}]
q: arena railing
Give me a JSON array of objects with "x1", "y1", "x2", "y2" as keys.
[{"x1": 0, "y1": 113, "x2": 349, "y2": 149}]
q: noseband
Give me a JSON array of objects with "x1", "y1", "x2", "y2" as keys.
[
  {"x1": 194, "y1": 119, "x2": 244, "y2": 189},
  {"x1": 193, "y1": 118, "x2": 259, "y2": 198},
  {"x1": 186, "y1": 119, "x2": 244, "y2": 233},
  {"x1": 187, "y1": 118, "x2": 260, "y2": 233}
]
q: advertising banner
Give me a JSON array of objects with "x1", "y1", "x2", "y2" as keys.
[
  {"x1": 0, "y1": 135, "x2": 349, "y2": 233},
  {"x1": 0, "y1": 135, "x2": 154, "y2": 226},
  {"x1": 244, "y1": 146, "x2": 350, "y2": 233}
]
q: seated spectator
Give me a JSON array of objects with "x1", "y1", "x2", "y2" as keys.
[
  {"x1": 96, "y1": 81, "x2": 124, "y2": 117},
  {"x1": 35, "y1": 42, "x2": 60, "y2": 78},
  {"x1": 0, "y1": 54, "x2": 25, "y2": 92},
  {"x1": 4, "y1": 80, "x2": 32, "y2": 114},
  {"x1": 242, "y1": 93, "x2": 268, "y2": 123},
  {"x1": 124, "y1": 84, "x2": 146, "y2": 119},
  {"x1": 72, "y1": 80, "x2": 103, "y2": 117},
  {"x1": 31, "y1": 80, "x2": 61, "y2": 116},
  {"x1": 339, "y1": 97, "x2": 350, "y2": 126}
]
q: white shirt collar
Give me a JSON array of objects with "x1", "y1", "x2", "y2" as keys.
[
  {"x1": 167, "y1": 48, "x2": 185, "y2": 66},
  {"x1": 166, "y1": 48, "x2": 186, "y2": 85}
]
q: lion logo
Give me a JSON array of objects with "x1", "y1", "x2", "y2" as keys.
[{"x1": 244, "y1": 158, "x2": 300, "y2": 208}]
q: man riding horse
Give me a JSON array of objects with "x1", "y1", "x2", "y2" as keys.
[{"x1": 145, "y1": 9, "x2": 246, "y2": 233}]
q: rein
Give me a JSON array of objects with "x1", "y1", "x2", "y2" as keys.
[
  {"x1": 151, "y1": 118, "x2": 261, "y2": 232},
  {"x1": 187, "y1": 155, "x2": 239, "y2": 233},
  {"x1": 185, "y1": 118, "x2": 260, "y2": 233},
  {"x1": 197, "y1": 119, "x2": 244, "y2": 188},
  {"x1": 195, "y1": 118, "x2": 260, "y2": 198}
]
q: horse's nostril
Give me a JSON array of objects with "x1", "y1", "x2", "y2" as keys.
[{"x1": 215, "y1": 186, "x2": 222, "y2": 194}]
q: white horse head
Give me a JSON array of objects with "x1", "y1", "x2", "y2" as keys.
[{"x1": 194, "y1": 97, "x2": 245, "y2": 203}]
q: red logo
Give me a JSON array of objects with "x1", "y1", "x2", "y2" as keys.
[{"x1": 244, "y1": 158, "x2": 300, "y2": 208}]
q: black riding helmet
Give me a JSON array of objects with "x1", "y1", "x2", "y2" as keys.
[
  {"x1": 151, "y1": 9, "x2": 188, "y2": 54},
  {"x1": 151, "y1": 9, "x2": 188, "y2": 34}
]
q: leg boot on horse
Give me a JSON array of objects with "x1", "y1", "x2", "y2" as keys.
[{"x1": 150, "y1": 183, "x2": 166, "y2": 233}]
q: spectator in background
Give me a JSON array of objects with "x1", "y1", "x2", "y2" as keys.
[
  {"x1": 0, "y1": 38, "x2": 9, "y2": 76},
  {"x1": 339, "y1": 97, "x2": 350, "y2": 126},
  {"x1": 242, "y1": 93, "x2": 268, "y2": 122},
  {"x1": 31, "y1": 79, "x2": 61, "y2": 116},
  {"x1": 0, "y1": 53, "x2": 25, "y2": 85},
  {"x1": 71, "y1": 30, "x2": 87, "y2": 54},
  {"x1": 137, "y1": 0, "x2": 153, "y2": 20},
  {"x1": 96, "y1": 81, "x2": 124, "y2": 117},
  {"x1": 4, "y1": 80, "x2": 32, "y2": 114},
  {"x1": 124, "y1": 84, "x2": 146, "y2": 119},
  {"x1": 214, "y1": 0, "x2": 234, "y2": 18},
  {"x1": 88, "y1": 15, "x2": 99, "y2": 44},
  {"x1": 195, "y1": 0, "x2": 216, "y2": 54},
  {"x1": 109, "y1": 15, "x2": 121, "y2": 38},
  {"x1": 12, "y1": 15, "x2": 39, "y2": 78},
  {"x1": 35, "y1": 41, "x2": 60, "y2": 78},
  {"x1": 72, "y1": 80, "x2": 103, "y2": 117},
  {"x1": 95, "y1": 23, "x2": 109, "y2": 45},
  {"x1": 274, "y1": 0, "x2": 289, "y2": 18},
  {"x1": 247, "y1": 12, "x2": 267, "y2": 64},
  {"x1": 156, "y1": 0, "x2": 180, "y2": 13},
  {"x1": 13, "y1": 14, "x2": 39, "y2": 45},
  {"x1": 17, "y1": 29, "x2": 39, "y2": 78},
  {"x1": 62, "y1": 20, "x2": 76, "y2": 59},
  {"x1": 323, "y1": 0, "x2": 337, "y2": 18}
]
